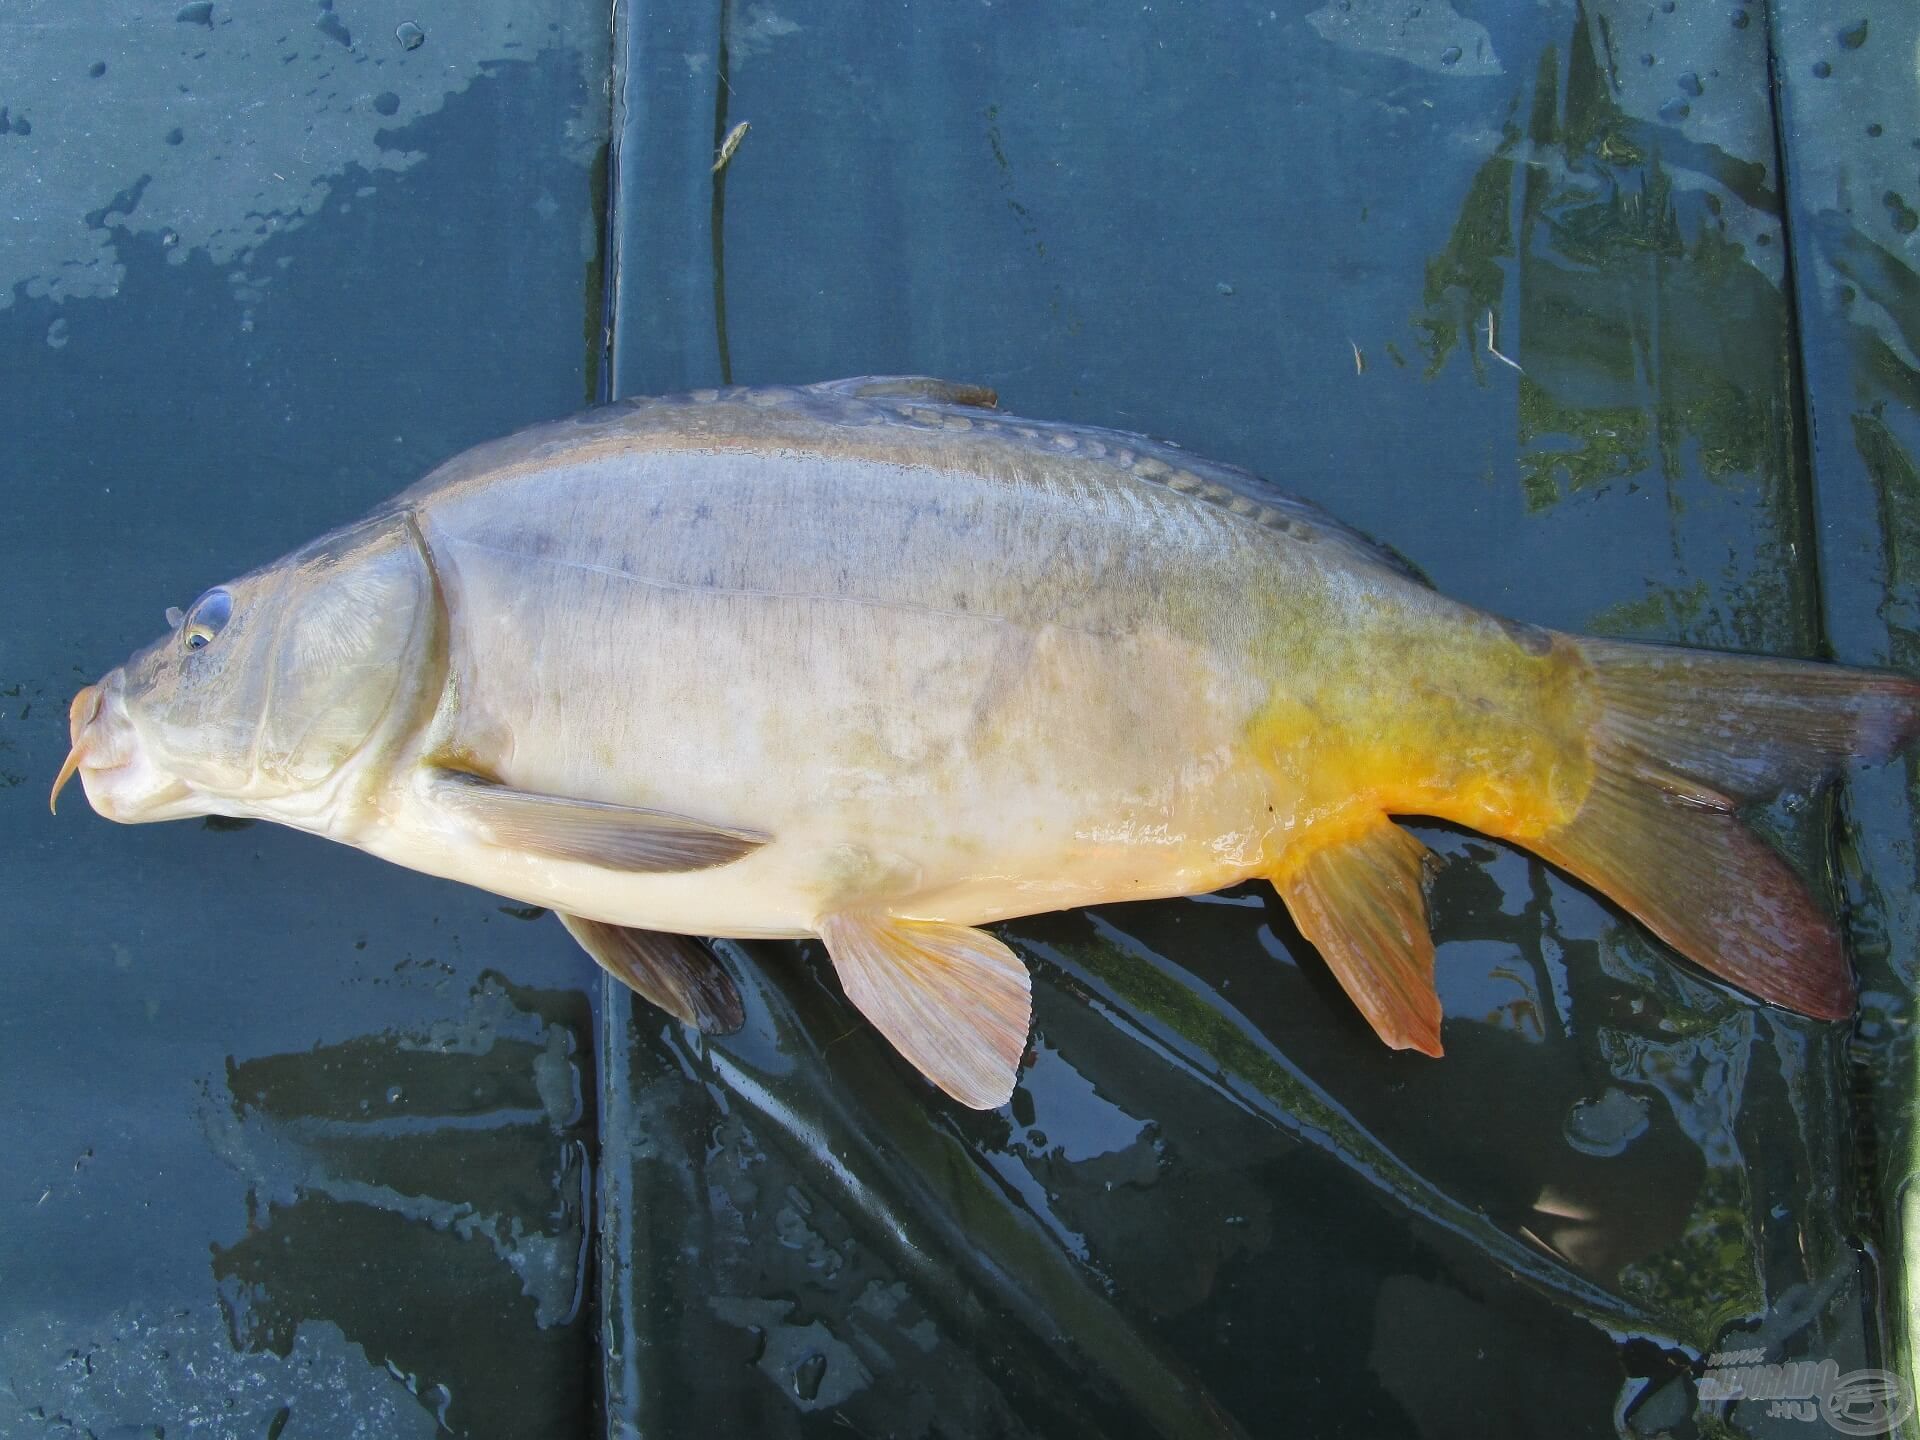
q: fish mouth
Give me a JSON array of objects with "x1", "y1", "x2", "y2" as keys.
[
  {"x1": 51, "y1": 674, "x2": 190, "y2": 821},
  {"x1": 50, "y1": 683, "x2": 111, "y2": 814}
]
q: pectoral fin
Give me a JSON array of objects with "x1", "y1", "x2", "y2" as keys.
[
  {"x1": 425, "y1": 767, "x2": 768, "y2": 873},
  {"x1": 811, "y1": 375, "x2": 999, "y2": 409},
  {"x1": 1272, "y1": 818, "x2": 1444, "y2": 1057},
  {"x1": 558, "y1": 913, "x2": 744, "y2": 1033},
  {"x1": 817, "y1": 913, "x2": 1031, "y2": 1110}
]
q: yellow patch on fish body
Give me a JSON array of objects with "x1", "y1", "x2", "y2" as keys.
[{"x1": 1243, "y1": 602, "x2": 1598, "y2": 883}]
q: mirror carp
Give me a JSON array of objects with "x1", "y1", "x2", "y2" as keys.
[{"x1": 54, "y1": 377, "x2": 1920, "y2": 1108}]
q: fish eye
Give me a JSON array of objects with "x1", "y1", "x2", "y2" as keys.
[{"x1": 181, "y1": 588, "x2": 232, "y2": 651}]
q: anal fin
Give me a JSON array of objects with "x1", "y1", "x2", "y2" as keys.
[
  {"x1": 817, "y1": 914, "x2": 1031, "y2": 1110},
  {"x1": 559, "y1": 913, "x2": 745, "y2": 1034},
  {"x1": 1271, "y1": 818, "x2": 1444, "y2": 1057}
]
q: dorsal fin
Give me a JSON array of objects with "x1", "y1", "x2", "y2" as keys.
[{"x1": 808, "y1": 375, "x2": 1000, "y2": 409}]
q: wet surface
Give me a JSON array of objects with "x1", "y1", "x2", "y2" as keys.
[
  {"x1": 1772, "y1": 0, "x2": 1920, "y2": 1399},
  {"x1": 8, "y1": 0, "x2": 1920, "y2": 1435},
  {"x1": 2, "y1": 4, "x2": 611, "y2": 1436}
]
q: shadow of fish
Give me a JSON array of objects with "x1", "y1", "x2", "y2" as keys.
[{"x1": 53, "y1": 376, "x2": 1920, "y2": 1109}]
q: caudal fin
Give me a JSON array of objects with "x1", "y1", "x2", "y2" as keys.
[{"x1": 1531, "y1": 638, "x2": 1920, "y2": 1019}]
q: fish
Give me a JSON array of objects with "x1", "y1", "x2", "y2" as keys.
[{"x1": 53, "y1": 375, "x2": 1920, "y2": 1109}]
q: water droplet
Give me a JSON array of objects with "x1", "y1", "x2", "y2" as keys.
[
  {"x1": 1440, "y1": 44, "x2": 1462, "y2": 65},
  {"x1": 316, "y1": 10, "x2": 351, "y2": 46},
  {"x1": 1812, "y1": 60, "x2": 1831, "y2": 78},
  {"x1": 1868, "y1": 123, "x2": 1883, "y2": 137},
  {"x1": 1659, "y1": 97, "x2": 1691, "y2": 122},
  {"x1": 1677, "y1": 71, "x2": 1702, "y2": 96},
  {"x1": 1659, "y1": 0, "x2": 1675, "y2": 12},
  {"x1": 395, "y1": 20, "x2": 425, "y2": 48},
  {"x1": 164, "y1": 126, "x2": 184, "y2": 145},
  {"x1": 47, "y1": 317, "x2": 69, "y2": 350},
  {"x1": 175, "y1": 1, "x2": 213, "y2": 25},
  {"x1": 373, "y1": 90, "x2": 399, "y2": 116},
  {"x1": 1729, "y1": 7, "x2": 1749, "y2": 27},
  {"x1": 386, "y1": 1084, "x2": 404, "y2": 1104},
  {"x1": 1215, "y1": 280, "x2": 1234, "y2": 295},
  {"x1": 1640, "y1": 51, "x2": 1656, "y2": 66},
  {"x1": 11, "y1": 115, "x2": 30, "y2": 136},
  {"x1": 1886, "y1": 191, "x2": 1919, "y2": 235},
  {"x1": 1838, "y1": 19, "x2": 1868, "y2": 49},
  {"x1": 793, "y1": 1352, "x2": 827, "y2": 1402},
  {"x1": 88, "y1": 61, "x2": 107, "y2": 78}
]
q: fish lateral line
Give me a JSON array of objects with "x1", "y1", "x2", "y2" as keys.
[{"x1": 441, "y1": 532, "x2": 1142, "y2": 638}]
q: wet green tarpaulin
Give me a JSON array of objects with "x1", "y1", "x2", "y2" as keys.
[{"x1": 4, "y1": 0, "x2": 1919, "y2": 1435}]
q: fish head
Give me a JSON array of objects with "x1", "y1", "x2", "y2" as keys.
[{"x1": 55, "y1": 510, "x2": 439, "y2": 827}]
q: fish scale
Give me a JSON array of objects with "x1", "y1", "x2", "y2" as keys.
[{"x1": 531, "y1": 377, "x2": 1428, "y2": 583}]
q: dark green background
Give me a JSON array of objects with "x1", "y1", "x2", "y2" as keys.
[{"x1": 4, "y1": 0, "x2": 1917, "y2": 1435}]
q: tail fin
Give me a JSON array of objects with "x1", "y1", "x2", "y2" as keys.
[{"x1": 1530, "y1": 638, "x2": 1920, "y2": 1019}]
